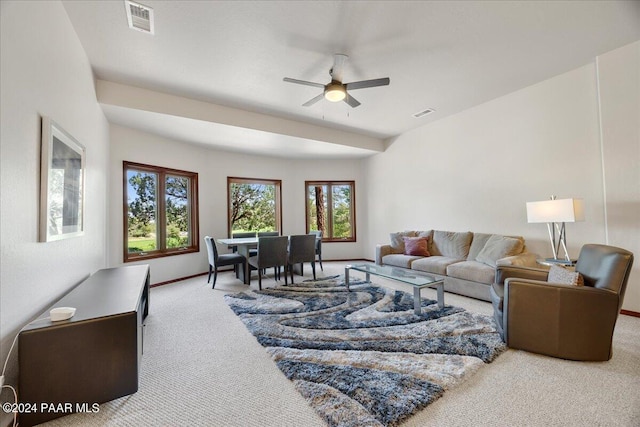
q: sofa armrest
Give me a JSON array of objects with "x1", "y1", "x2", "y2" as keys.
[
  {"x1": 376, "y1": 244, "x2": 392, "y2": 265},
  {"x1": 504, "y1": 279, "x2": 620, "y2": 360},
  {"x1": 496, "y1": 252, "x2": 539, "y2": 268}
]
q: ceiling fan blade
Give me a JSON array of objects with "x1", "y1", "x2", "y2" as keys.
[
  {"x1": 331, "y1": 53, "x2": 349, "y2": 82},
  {"x1": 343, "y1": 93, "x2": 361, "y2": 108},
  {"x1": 283, "y1": 77, "x2": 325, "y2": 89},
  {"x1": 345, "y1": 77, "x2": 390, "y2": 91},
  {"x1": 302, "y1": 93, "x2": 325, "y2": 107}
]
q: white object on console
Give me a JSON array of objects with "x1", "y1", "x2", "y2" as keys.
[{"x1": 50, "y1": 307, "x2": 76, "y2": 321}]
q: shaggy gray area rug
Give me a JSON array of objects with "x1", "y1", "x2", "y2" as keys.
[{"x1": 224, "y1": 276, "x2": 506, "y2": 427}]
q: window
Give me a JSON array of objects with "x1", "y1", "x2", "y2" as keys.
[
  {"x1": 306, "y1": 181, "x2": 356, "y2": 242},
  {"x1": 123, "y1": 161, "x2": 199, "y2": 261},
  {"x1": 227, "y1": 177, "x2": 282, "y2": 236}
]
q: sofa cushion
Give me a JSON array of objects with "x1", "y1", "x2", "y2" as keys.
[
  {"x1": 446, "y1": 260, "x2": 496, "y2": 285},
  {"x1": 411, "y1": 256, "x2": 462, "y2": 275},
  {"x1": 430, "y1": 231, "x2": 472, "y2": 258},
  {"x1": 476, "y1": 235, "x2": 524, "y2": 267},
  {"x1": 382, "y1": 254, "x2": 423, "y2": 269},
  {"x1": 496, "y1": 252, "x2": 537, "y2": 267},
  {"x1": 416, "y1": 230, "x2": 433, "y2": 239},
  {"x1": 389, "y1": 231, "x2": 417, "y2": 254},
  {"x1": 467, "y1": 233, "x2": 493, "y2": 260},
  {"x1": 403, "y1": 236, "x2": 430, "y2": 257}
]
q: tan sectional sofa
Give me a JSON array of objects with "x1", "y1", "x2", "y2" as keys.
[{"x1": 375, "y1": 230, "x2": 538, "y2": 302}]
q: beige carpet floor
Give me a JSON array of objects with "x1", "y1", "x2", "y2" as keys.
[{"x1": 41, "y1": 261, "x2": 640, "y2": 427}]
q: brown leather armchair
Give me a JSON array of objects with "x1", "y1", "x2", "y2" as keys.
[{"x1": 490, "y1": 244, "x2": 633, "y2": 361}]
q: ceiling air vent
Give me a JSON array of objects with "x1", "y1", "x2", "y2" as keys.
[
  {"x1": 125, "y1": 0, "x2": 154, "y2": 34},
  {"x1": 412, "y1": 108, "x2": 436, "y2": 118}
]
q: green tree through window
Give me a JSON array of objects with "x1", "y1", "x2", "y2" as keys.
[
  {"x1": 165, "y1": 175, "x2": 191, "y2": 248},
  {"x1": 124, "y1": 162, "x2": 199, "y2": 261},
  {"x1": 306, "y1": 181, "x2": 355, "y2": 242},
  {"x1": 127, "y1": 171, "x2": 157, "y2": 249},
  {"x1": 228, "y1": 177, "x2": 282, "y2": 235}
]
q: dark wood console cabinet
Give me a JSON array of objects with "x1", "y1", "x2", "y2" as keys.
[{"x1": 18, "y1": 264, "x2": 150, "y2": 426}]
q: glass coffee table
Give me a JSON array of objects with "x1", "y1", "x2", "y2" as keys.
[{"x1": 345, "y1": 263, "x2": 445, "y2": 315}]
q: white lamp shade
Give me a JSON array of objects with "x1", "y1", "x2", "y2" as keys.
[{"x1": 526, "y1": 198, "x2": 585, "y2": 223}]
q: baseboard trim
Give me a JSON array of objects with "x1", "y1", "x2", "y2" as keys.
[
  {"x1": 621, "y1": 309, "x2": 640, "y2": 318},
  {"x1": 151, "y1": 272, "x2": 207, "y2": 288}
]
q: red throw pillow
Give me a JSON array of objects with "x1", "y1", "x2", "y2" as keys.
[{"x1": 403, "y1": 237, "x2": 430, "y2": 257}]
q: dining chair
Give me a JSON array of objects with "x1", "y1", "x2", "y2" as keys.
[
  {"x1": 204, "y1": 236, "x2": 246, "y2": 289},
  {"x1": 248, "y1": 236, "x2": 289, "y2": 290},
  {"x1": 230, "y1": 231, "x2": 257, "y2": 252},
  {"x1": 288, "y1": 234, "x2": 316, "y2": 284},
  {"x1": 232, "y1": 230, "x2": 256, "y2": 238},
  {"x1": 252, "y1": 231, "x2": 280, "y2": 275},
  {"x1": 258, "y1": 231, "x2": 280, "y2": 237},
  {"x1": 232, "y1": 231, "x2": 258, "y2": 263},
  {"x1": 309, "y1": 230, "x2": 324, "y2": 271}
]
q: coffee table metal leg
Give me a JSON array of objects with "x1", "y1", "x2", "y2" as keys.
[
  {"x1": 437, "y1": 284, "x2": 444, "y2": 309},
  {"x1": 413, "y1": 286, "x2": 422, "y2": 315}
]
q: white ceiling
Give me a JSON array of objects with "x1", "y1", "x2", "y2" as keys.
[{"x1": 62, "y1": 1, "x2": 640, "y2": 159}]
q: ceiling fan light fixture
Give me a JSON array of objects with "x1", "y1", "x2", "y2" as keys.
[{"x1": 324, "y1": 82, "x2": 346, "y2": 102}]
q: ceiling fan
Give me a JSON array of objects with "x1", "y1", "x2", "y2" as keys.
[{"x1": 283, "y1": 54, "x2": 390, "y2": 108}]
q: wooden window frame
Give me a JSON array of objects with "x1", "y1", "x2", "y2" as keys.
[
  {"x1": 123, "y1": 161, "x2": 199, "y2": 262},
  {"x1": 227, "y1": 177, "x2": 283, "y2": 237},
  {"x1": 305, "y1": 180, "x2": 356, "y2": 242}
]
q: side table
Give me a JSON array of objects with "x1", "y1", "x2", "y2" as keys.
[{"x1": 536, "y1": 258, "x2": 577, "y2": 268}]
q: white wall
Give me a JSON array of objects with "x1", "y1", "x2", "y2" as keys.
[
  {"x1": 363, "y1": 43, "x2": 640, "y2": 312},
  {"x1": 108, "y1": 125, "x2": 365, "y2": 284},
  {"x1": 597, "y1": 41, "x2": 640, "y2": 312},
  {"x1": 0, "y1": 0, "x2": 109, "y2": 407}
]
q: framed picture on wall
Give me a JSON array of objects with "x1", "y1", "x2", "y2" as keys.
[{"x1": 39, "y1": 116, "x2": 86, "y2": 242}]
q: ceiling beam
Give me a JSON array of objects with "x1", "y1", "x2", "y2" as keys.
[{"x1": 96, "y1": 80, "x2": 384, "y2": 153}]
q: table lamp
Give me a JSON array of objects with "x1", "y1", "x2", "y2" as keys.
[{"x1": 526, "y1": 196, "x2": 584, "y2": 263}]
